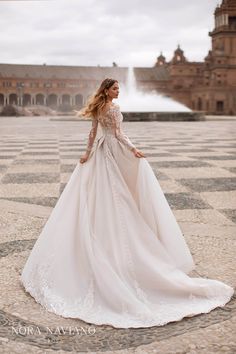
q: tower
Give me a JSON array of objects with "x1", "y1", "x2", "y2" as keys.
[
  {"x1": 209, "y1": 0, "x2": 236, "y2": 64},
  {"x1": 155, "y1": 52, "x2": 166, "y2": 67},
  {"x1": 171, "y1": 45, "x2": 187, "y2": 64},
  {"x1": 205, "y1": 0, "x2": 236, "y2": 114}
]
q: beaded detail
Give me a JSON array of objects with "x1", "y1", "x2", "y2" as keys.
[{"x1": 85, "y1": 104, "x2": 136, "y2": 154}]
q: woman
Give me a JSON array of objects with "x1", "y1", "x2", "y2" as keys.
[{"x1": 20, "y1": 78, "x2": 234, "y2": 329}]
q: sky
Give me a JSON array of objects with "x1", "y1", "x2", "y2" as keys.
[{"x1": 0, "y1": 0, "x2": 220, "y2": 67}]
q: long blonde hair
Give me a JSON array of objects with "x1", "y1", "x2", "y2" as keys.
[{"x1": 76, "y1": 78, "x2": 118, "y2": 120}]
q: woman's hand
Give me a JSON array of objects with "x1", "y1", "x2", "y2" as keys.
[
  {"x1": 131, "y1": 148, "x2": 146, "y2": 158},
  {"x1": 80, "y1": 153, "x2": 90, "y2": 164}
]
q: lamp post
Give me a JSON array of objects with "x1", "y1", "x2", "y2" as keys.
[
  {"x1": 45, "y1": 82, "x2": 51, "y2": 106},
  {"x1": 17, "y1": 82, "x2": 24, "y2": 106}
]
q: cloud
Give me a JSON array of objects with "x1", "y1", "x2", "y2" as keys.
[{"x1": 0, "y1": 0, "x2": 219, "y2": 66}]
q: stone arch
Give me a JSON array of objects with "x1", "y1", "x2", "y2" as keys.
[
  {"x1": 0, "y1": 93, "x2": 5, "y2": 105},
  {"x1": 62, "y1": 94, "x2": 70, "y2": 105},
  {"x1": 9, "y1": 93, "x2": 18, "y2": 105},
  {"x1": 48, "y1": 94, "x2": 58, "y2": 107},
  {"x1": 75, "y1": 94, "x2": 83, "y2": 107},
  {"x1": 23, "y1": 93, "x2": 31, "y2": 106},
  {"x1": 36, "y1": 93, "x2": 45, "y2": 105}
]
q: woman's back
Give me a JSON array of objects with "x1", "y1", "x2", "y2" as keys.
[
  {"x1": 95, "y1": 103, "x2": 136, "y2": 151},
  {"x1": 97, "y1": 103, "x2": 122, "y2": 131}
]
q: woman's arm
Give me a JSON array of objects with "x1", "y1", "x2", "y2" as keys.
[
  {"x1": 85, "y1": 117, "x2": 98, "y2": 155},
  {"x1": 111, "y1": 105, "x2": 136, "y2": 151}
]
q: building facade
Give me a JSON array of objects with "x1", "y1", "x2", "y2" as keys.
[
  {"x1": 0, "y1": 65, "x2": 128, "y2": 111},
  {"x1": 0, "y1": 0, "x2": 235, "y2": 115},
  {"x1": 152, "y1": 0, "x2": 236, "y2": 115}
]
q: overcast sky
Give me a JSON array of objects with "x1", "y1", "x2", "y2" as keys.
[{"x1": 0, "y1": 0, "x2": 219, "y2": 67}]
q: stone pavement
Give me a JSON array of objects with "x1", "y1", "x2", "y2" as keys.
[{"x1": 0, "y1": 116, "x2": 235, "y2": 354}]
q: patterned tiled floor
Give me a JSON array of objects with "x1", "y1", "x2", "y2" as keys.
[{"x1": 0, "y1": 116, "x2": 235, "y2": 353}]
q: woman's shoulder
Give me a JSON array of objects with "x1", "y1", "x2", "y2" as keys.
[
  {"x1": 111, "y1": 102, "x2": 119, "y2": 106},
  {"x1": 100, "y1": 102, "x2": 119, "y2": 115},
  {"x1": 107, "y1": 102, "x2": 119, "y2": 110},
  {"x1": 109, "y1": 103, "x2": 120, "y2": 112}
]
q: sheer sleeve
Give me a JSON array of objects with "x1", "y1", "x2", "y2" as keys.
[
  {"x1": 85, "y1": 117, "x2": 98, "y2": 154},
  {"x1": 111, "y1": 105, "x2": 136, "y2": 151}
]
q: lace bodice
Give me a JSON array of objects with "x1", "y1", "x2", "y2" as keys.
[{"x1": 85, "y1": 104, "x2": 136, "y2": 153}]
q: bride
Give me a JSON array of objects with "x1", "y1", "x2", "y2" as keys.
[{"x1": 20, "y1": 78, "x2": 234, "y2": 328}]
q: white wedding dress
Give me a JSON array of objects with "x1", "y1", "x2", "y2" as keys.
[{"x1": 20, "y1": 103, "x2": 234, "y2": 328}]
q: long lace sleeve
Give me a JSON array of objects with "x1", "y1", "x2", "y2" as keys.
[
  {"x1": 85, "y1": 117, "x2": 98, "y2": 154},
  {"x1": 111, "y1": 105, "x2": 136, "y2": 151}
]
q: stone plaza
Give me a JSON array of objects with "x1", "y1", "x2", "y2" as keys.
[{"x1": 0, "y1": 116, "x2": 235, "y2": 354}]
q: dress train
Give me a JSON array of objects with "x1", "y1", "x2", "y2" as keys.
[{"x1": 20, "y1": 103, "x2": 234, "y2": 328}]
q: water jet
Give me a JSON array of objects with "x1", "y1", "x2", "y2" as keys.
[{"x1": 117, "y1": 67, "x2": 205, "y2": 121}]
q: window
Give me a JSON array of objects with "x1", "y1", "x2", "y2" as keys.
[
  {"x1": 197, "y1": 98, "x2": 202, "y2": 110},
  {"x1": 44, "y1": 82, "x2": 52, "y2": 88},
  {"x1": 216, "y1": 101, "x2": 224, "y2": 112},
  {"x1": 57, "y1": 82, "x2": 66, "y2": 88},
  {"x1": 30, "y1": 82, "x2": 39, "y2": 88},
  {"x1": 3, "y1": 81, "x2": 12, "y2": 87}
]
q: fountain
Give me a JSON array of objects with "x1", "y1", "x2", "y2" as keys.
[{"x1": 116, "y1": 67, "x2": 205, "y2": 121}]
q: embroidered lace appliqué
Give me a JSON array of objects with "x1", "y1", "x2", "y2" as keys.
[
  {"x1": 85, "y1": 118, "x2": 98, "y2": 154},
  {"x1": 108, "y1": 105, "x2": 136, "y2": 151},
  {"x1": 84, "y1": 104, "x2": 136, "y2": 153},
  {"x1": 19, "y1": 252, "x2": 99, "y2": 320},
  {"x1": 20, "y1": 232, "x2": 234, "y2": 328}
]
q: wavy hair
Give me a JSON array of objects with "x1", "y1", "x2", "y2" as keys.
[{"x1": 75, "y1": 78, "x2": 118, "y2": 120}]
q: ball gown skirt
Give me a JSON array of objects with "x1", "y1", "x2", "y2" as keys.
[{"x1": 20, "y1": 107, "x2": 234, "y2": 329}]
